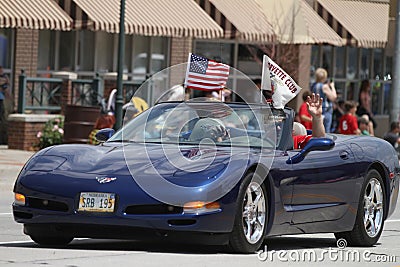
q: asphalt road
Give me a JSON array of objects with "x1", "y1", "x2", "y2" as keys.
[{"x1": 0, "y1": 148, "x2": 399, "y2": 266}]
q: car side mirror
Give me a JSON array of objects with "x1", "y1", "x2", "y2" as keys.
[
  {"x1": 95, "y1": 128, "x2": 115, "y2": 142},
  {"x1": 287, "y1": 138, "x2": 335, "y2": 164}
]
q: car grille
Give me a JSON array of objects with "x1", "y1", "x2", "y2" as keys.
[
  {"x1": 28, "y1": 197, "x2": 69, "y2": 212},
  {"x1": 124, "y1": 204, "x2": 183, "y2": 215}
]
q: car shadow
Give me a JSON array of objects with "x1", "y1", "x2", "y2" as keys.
[{"x1": 0, "y1": 235, "x2": 377, "y2": 254}]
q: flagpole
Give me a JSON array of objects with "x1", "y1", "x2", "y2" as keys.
[
  {"x1": 260, "y1": 55, "x2": 267, "y2": 104},
  {"x1": 114, "y1": 0, "x2": 125, "y2": 130},
  {"x1": 184, "y1": 53, "x2": 192, "y2": 101}
]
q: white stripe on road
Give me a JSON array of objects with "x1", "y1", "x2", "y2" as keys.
[
  {"x1": 0, "y1": 238, "x2": 90, "y2": 246},
  {"x1": 0, "y1": 240, "x2": 31, "y2": 245},
  {"x1": 386, "y1": 219, "x2": 400, "y2": 223}
]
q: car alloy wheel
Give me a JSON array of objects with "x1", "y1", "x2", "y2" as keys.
[
  {"x1": 242, "y1": 181, "x2": 266, "y2": 244},
  {"x1": 334, "y1": 169, "x2": 385, "y2": 246},
  {"x1": 363, "y1": 177, "x2": 384, "y2": 238},
  {"x1": 229, "y1": 172, "x2": 268, "y2": 253}
]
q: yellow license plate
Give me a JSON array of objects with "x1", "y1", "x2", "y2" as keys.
[{"x1": 78, "y1": 192, "x2": 115, "y2": 212}]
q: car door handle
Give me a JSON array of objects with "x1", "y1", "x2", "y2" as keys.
[{"x1": 339, "y1": 150, "x2": 350, "y2": 160}]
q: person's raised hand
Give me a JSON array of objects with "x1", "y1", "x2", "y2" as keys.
[{"x1": 306, "y1": 93, "x2": 323, "y2": 119}]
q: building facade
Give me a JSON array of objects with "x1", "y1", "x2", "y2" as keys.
[{"x1": 0, "y1": 0, "x2": 396, "y2": 143}]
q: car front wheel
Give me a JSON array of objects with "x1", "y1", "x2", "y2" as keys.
[
  {"x1": 30, "y1": 235, "x2": 73, "y2": 247},
  {"x1": 24, "y1": 224, "x2": 73, "y2": 247},
  {"x1": 229, "y1": 172, "x2": 268, "y2": 253},
  {"x1": 335, "y1": 169, "x2": 385, "y2": 246}
]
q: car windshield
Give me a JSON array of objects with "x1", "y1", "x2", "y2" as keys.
[{"x1": 108, "y1": 100, "x2": 279, "y2": 148}]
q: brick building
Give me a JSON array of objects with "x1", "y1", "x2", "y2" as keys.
[{"x1": 0, "y1": 0, "x2": 395, "y2": 148}]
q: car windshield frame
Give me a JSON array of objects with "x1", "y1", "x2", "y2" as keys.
[{"x1": 108, "y1": 101, "x2": 286, "y2": 149}]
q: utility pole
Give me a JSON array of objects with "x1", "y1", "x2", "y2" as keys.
[
  {"x1": 115, "y1": 0, "x2": 125, "y2": 130},
  {"x1": 391, "y1": 0, "x2": 400, "y2": 123}
]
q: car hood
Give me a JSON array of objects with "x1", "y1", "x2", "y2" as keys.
[
  {"x1": 17, "y1": 142, "x2": 254, "y2": 203},
  {"x1": 23, "y1": 142, "x2": 249, "y2": 186}
]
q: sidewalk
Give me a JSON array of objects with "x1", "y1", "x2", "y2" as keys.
[{"x1": 0, "y1": 146, "x2": 34, "y2": 192}]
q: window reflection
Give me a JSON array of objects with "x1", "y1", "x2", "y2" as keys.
[
  {"x1": 58, "y1": 31, "x2": 75, "y2": 71},
  {"x1": 311, "y1": 45, "x2": 391, "y2": 115},
  {"x1": 347, "y1": 47, "x2": 357, "y2": 79},
  {"x1": 335, "y1": 47, "x2": 345, "y2": 78},
  {"x1": 361, "y1": 49, "x2": 370, "y2": 79},
  {"x1": 373, "y1": 49, "x2": 383, "y2": 79},
  {"x1": 0, "y1": 29, "x2": 12, "y2": 68}
]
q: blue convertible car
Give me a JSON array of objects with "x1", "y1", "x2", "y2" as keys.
[{"x1": 13, "y1": 99, "x2": 399, "y2": 253}]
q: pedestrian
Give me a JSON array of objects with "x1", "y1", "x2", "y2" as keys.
[
  {"x1": 358, "y1": 116, "x2": 370, "y2": 136},
  {"x1": 0, "y1": 66, "x2": 9, "y2": 144},
  {"x1": 0, "y1": 66, "x2": 9, "y2": 118},
  {"x1": 331, "y1": 99, "x2": 345, "y2": 133},
  {"x1": 383, "y1": 121, "x2": 400, "y2": 149},
  {"x1": 339, "y1": 101, "x2": 360, "y2": 135},
  {"x1": 311, "y1": 68, "x2": 337, "y2": 133},
  {"x1": 356, "y1": 79, "x2": 376, "y2": 135},
  {"x1": 88, "y1": 114, "x2": 116, "y2": 145},
  {"x1": 298, "y1": 90, "x2": 313, "y2": 130}
]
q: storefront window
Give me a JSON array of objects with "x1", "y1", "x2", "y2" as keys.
[
  {"x1": 77, "y1": 30, "x2": 95, "y2": 71},
  {"x1": 345, "y1": 81, "x2": 357, "y2": 101},
  {"x1": 371, "y1": 81, "x2": 382, "y2": 114},
  {"x1": 335, "y1": 81, "x2": 346, "y2": 100},
  {"x1": 310, "y1": 46, "x2": 320, "y2": 84},
  {"x1": 96, "y1": 31, "x2": 115, "y2": 73},
  {"x1": 237, "y1": 44, "x2": 263, "y2": 76},
  {"x1": 132, "y1": 35, "x2": 149, "y2": 83},
  {"x1": 58, "y1": 31, "x2": 75, "y2": 71},
  {"x1": 383, "y1": 82, "x2": 391, "y2": 114},
  {"x1": 322, "y1": 45, "x2": 332, "y2": 75},
  {"x1": 385, "y1": 56, "x2": 392, "y2": 80},
  {"x1": 335, "y1": 47, "x2": 345, "y2": 78},
  {"x1": 360, "y1": 48, "x2": 370, "y2": 79},
  {"x1": 0, "y1": 28, "x2": 12, "y2": 68},
  {"x1": 150, "y1": 37, "x2": 168, "y2": 74},
  {"x1": 38, "y1": 30, "x2": 56, "y2": 71},
  {"x1": 347, "y1": 47, "x2": 357, "y2": 80},
  {"x1": 124, "y1": 35, "x2": 132, "y2": 73},
  {"x1": 195, "y1": 41, "x2": 234, "y2": 66},
  {"x1": 373, "y1": 49, "x2": 383, "y2": 80}
]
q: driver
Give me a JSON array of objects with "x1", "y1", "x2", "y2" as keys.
[
  {"x1": 293, "y1": 93, "x2": 326, "y2": 149},
  {"x1": 189, "y1": 118, "x2": 230, "y2": 142}
]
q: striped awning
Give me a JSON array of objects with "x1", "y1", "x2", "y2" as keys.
[
  {"x1": 256, "y1": 0, "x2": 344, "y2": 46},
  {"x1": 317, "y1": 0, "x2": 389, "y2": 48},
  {"x1": 69, "y1": 0, "x2": 222, "y2": 38},
  {"x1": 0, "y1": 0, "x2": 72, "y2": 30},
  {"x1": 204, "y1": 0, "x2": 275, "y2": 42}
]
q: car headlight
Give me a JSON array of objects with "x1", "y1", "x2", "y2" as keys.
[
  {"x1": 24, "y1": 155, "x2": 67, "y2": 172},
  {"x1": 183, "y1": 201, "x2": 221, "y2": 214},
  {"x1": 14, "y1": 193, "x2": 26, "y2": 206}
]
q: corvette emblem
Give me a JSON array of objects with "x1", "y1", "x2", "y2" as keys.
[{"x1": 96, "y1": 177, "x2": 117, "y2": 184}]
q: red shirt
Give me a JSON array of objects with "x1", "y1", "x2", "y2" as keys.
[
  {"x1": 293, "y1": 135, "x2": 312, "y2": 149},
  {"x1": 298, "y1": 103, "x2": 312, "y2": 130},
  {"x1": 339, "y1": 113, "x2": 358, "y2": 135}
]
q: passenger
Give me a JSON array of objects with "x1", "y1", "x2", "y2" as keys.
[{"x1": 293, "y1": 93, "x2": 326, "y2": 149}]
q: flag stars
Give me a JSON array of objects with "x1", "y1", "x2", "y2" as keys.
[{"x1": 189, "y1": 54, "x2": 208, "y2": 74}]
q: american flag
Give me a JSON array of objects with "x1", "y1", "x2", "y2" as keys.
[{"x1": 184, "y1": 53, "x2": 230, "y2": 91}]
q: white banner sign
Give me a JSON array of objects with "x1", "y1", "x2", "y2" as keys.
[{"x1": 261, "y1": 55, "x2": 302, "y2": 109}]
